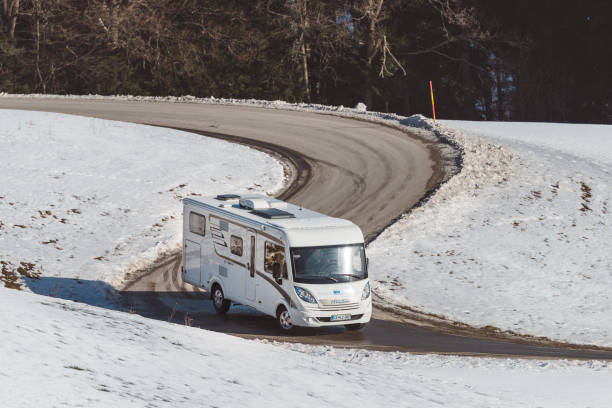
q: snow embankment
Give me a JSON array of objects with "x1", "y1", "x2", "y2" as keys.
[
  {"x1": 0, "y1": 110, "x2": 283, "y2": 294},
  {"x1": 2, "y1": 287, "x2": 611, "y2": 408},
  {"x1": 369, "y1": 120, "x2": 612, "y2": 347}
]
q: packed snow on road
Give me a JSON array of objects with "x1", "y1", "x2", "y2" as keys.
[
  {"x1": 368, "y1": 119, "x2": 612, "y2": 347},
  {"x1": 0, "y1": 109, "x2": 283, "y2": 303}
]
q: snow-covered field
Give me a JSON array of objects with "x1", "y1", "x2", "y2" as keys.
[
  {"x1": 369, "y1": 120, "x2": 612, "y2": 347},
  {"x1": 0, "y1": 109, "x2": 283, "y2": 297},
  {"x1": 3, "y1": 287, "x2": 612, "y2": 408}
]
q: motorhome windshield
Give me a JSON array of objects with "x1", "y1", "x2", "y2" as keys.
[{"x1": 290, "y1": 244, "x2": 367, "y2": 284}]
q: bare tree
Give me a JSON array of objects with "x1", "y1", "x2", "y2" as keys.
[
  {"x1": 403, "y1": 0, "x2": 491, "y2": 63},
  {"x1": 353, "y1": 0, "x2": 498, "y2": 110},
  {"x1": 266, "y1": 0, "x2": 315, "y2": 101},
  {"x1": 353, "y1": 0, "x2": 406, "y2": 108},
  {"x1": 2, "y1": 0, "x2": 20, "y2": 38},
  {"x1": 266, "y1": 0, "x2": 350, "y2": 102},
  {"x1": 32, "y1": 0, "x2": 42, "y2": 91}
]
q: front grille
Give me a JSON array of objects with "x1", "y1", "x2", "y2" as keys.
[
  {"x1": 317, "y1": 314, "x2": 363, "y2": 323},
  {"x1": 317, "y1": 302, "x2": 361, "y2": 311}
]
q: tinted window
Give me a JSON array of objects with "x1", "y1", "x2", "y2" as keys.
[
  {"x1": 230, "y1": 235, "x2": 243, "y2": 257},
  {"x1": 189, "y1": 212, "x2": 206, "y2": 236},
  {"x1": 264, "y1": 241, "x2": 287, "y2": 278}
]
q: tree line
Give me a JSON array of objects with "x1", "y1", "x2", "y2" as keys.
[{"x1": 1, "y1": 0, "x2": 610, "y2": 123}]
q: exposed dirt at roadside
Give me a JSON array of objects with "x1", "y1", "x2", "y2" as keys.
[{"x1": 0, "y1": 260, "x2": 42, "y2": 290}]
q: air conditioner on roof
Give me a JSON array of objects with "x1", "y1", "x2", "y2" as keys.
[{"x1": 239, "y1": 197, "x2": 270, "y2": 210}]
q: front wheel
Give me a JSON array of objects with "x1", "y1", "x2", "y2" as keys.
[
  {"x1": 212, "y1": 285, "x2": 230, "y2": 314},
  {"x1": 276, "y1": 305, "x2": 294, "y2": 332},
  {"x1": 345, "y1": 323, "x2": 366, "y2": 331}
]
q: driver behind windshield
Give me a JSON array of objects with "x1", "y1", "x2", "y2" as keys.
[
  {"x1": 304, "y1": 248, "x2": 336, "y2": 276},
  {"x1": 305, "y1": 249, "x2": 322, "y2": 275}
]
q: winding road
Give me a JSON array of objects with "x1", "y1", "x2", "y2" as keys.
[{"x1": 2, "y1": 97, "x2": 612, "y2": 360}]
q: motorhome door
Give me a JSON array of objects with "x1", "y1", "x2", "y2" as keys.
[
  {"x1": 245, "y1": 231, "x2": 256, "y2": 301},
  {"x1": 184, "y1": 239, "x2": 201, "y2": 284}
]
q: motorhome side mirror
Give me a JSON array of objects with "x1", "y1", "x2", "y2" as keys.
[{"x1": 272, "y1": 263, "x2": 282, "y2": 283}]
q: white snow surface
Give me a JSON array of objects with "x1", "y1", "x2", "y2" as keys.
[
  {"x1": 368, "y1": 119, "x2": 612, "y2": 347},
  {"x1": 2, "y1": 287, "x2": 612, "y2": 408},
  {"x1": 0, "y1": 109, "x2": 283, "y2": 295}
]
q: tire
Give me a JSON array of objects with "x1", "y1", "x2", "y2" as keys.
[
  {"x1": 345, "y1": 323, "x2": 366, "y2": 331},
  {"x1": 211, "y1": 284, "x2": 230, "y2": 314},
  {"x1": 276, "y1": 305, "x2": 294, "y2": 332}
]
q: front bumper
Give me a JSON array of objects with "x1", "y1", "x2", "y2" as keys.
[{"x1": 291, "y1": 298, "x2": 372, "y2": 327}]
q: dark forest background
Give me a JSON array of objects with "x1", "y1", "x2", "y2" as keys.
[{"x1": 1, "y1": 0, "x2": 610, "y2": 123}]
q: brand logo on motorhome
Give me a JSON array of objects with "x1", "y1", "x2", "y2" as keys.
[{"x1": 333, "y1": 290, "x2": 341, "y2": 294}]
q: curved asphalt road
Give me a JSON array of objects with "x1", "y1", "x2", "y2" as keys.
[
  {"x1": 0, "y1": 98, "x2": 438, "y2": 239},
  {"x1": 2, "y1": 97, "x2": 612, "y2": 360}
]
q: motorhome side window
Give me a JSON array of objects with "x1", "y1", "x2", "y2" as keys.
[
  {"x1": 230, "y1": 235, "x2": 243, "y2": 257},
  {"x1": 189, "y1": 212, "x2": 206, "y2": 236},
  {"x1": 264, "y1": 241, "x2": 287, "y2": 278}
]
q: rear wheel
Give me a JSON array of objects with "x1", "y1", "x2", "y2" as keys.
[
  {"x1": 345, "y1": 323, "x2": 366, "y2": 331},
  {"x1": 211, "y1": 284, "x2": 230, "y2": 314},
  {"x1": 276, "y1": 305, "x2": 294, "y2": 332}
]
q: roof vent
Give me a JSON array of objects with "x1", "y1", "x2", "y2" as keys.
[
  {"x1": 251, "y1": 208, "x2": 295, "y2": 219},
  {"x1": 216, "y1": 194, "x2": 241, "y2": 201},
  {"x1": 239, "y1": 198, "x2": 270, "y2": 210}
]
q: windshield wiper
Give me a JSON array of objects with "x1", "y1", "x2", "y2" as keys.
[
  {"x1": 297, "y1": 275, "x2": 339, "y2": 282},
  {"x1": 332, "y1": 273, "x2": 364, "y2": 281}
]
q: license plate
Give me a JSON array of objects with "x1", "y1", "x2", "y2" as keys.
[{"x1": 331, "y1": 314, "x2": 351, "y2": 321}]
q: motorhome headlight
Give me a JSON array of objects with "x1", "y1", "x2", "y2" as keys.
[
  {"x1": 294, "y1": 286, "x2": 317, "y2": 304},
  {"x1": 361, "y1": 281, "x2": 371, "y2": 300}
]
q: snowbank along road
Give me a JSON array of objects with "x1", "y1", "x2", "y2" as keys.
[{"x1": 2, "y1": 97, "x2": 612, "y2": 360}]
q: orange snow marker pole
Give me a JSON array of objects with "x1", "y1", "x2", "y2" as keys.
[{"x1": 429, "y1": 80, "x2": 437, "y2": 124}]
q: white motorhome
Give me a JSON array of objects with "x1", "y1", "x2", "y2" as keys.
[{"x1": 181, "y1": 194, "x2": 372, "y2": 331}]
